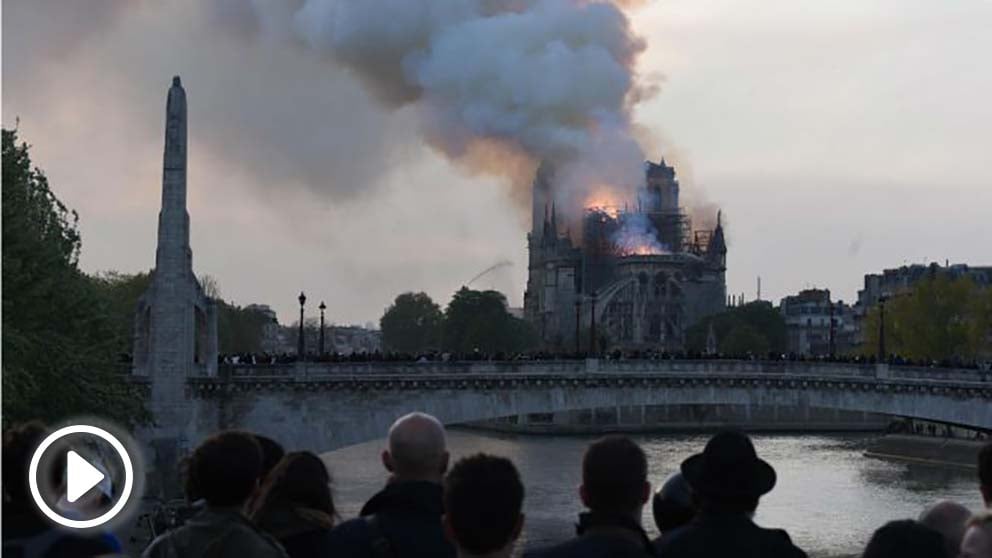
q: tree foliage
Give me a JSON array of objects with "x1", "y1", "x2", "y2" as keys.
[
  {"x1": 199, "y1": 274, "x2": 222, "y2": 299},
  {"x1": 217, "y1": 301, "x2": 273, "y2": 354},
  {"x1": 863, "y1": 276, "x2": 991, "y2": 360},
  {"x1": 92, "y1": 271, "x2": 272, "y2": 355},
  {"x1": 380, "y1": 292, "x2": 443, "y2": 353},
  {"x1": 91, "y1": 271, "x2": 153, "y2": 355},
  {"x1": 442, "y1": 288, "x2": 537, "y2": 354},
  {"x1": 2, "y1": 129, "x2": 146, "y2": 426},
  {"x1": 686, "y1": 301, "x2": 787, "y2": 355},
  {"x1": 380, "y1": 289, "x2": 537, "y2": 355}
]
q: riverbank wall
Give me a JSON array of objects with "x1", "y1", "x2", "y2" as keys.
[
  {"x1": 466, "y1": 403, "x2": 890, "y2": 435},
  {"x1": 864, "y1": 434, "x2": 984, "y2": 469}
]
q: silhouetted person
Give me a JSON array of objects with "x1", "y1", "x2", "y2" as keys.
[
  {"x1": 143, "y1": 431, "x2": 287, "y2": 558},
  {"x1": 651, "y1": 472, "x2": 695, "y2": 550},
  {"x1": 2, "y1": 421, "x2": 122, "y2": 558},
  {"x1": 327, "y1": 412, "x2": 455, "y2": 558},
  {"x1": 862, "y1": 520, "x2": 947, "y2": 558},
  {"x1": 918, "y1": 500, "x2": 971, "y2": 557},
  {"x1": 443, "y1": 454, "x2": 524, "y2": 558},
  {"x1": 960, "y1": 512, "x2": 992, "y2": 558},
  {"x1": 525, "y1": 436, "x2": 655, "y2": 557},
  {"x1": 250, "y1": 452, "x2": 337, "y2": 558},
  {"x1": 255, "y1": 435, "x2": 286, "y2": 481},
  {"x1": 657, "y1": 430, "x2": 806, "y2": 558},
  {"x1": 245, "y1": 434, "x2": 286, "y2": 512},
  {"x1": 979, "y1": 441, "x2": 992, "y2": 507}
]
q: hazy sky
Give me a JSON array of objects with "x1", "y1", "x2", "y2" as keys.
[{"x1": 4, "y1": 0, "x2": 990, "y2": 325}]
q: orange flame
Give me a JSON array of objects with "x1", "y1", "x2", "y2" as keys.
[
  {"x1": 584, "y1": 186, "x2": 623, "y2": 217},
  {"x1": 619, "y1": 244, "x2": 666, "y2": 256}
]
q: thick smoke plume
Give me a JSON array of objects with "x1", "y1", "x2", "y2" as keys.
[
  {"x1": 223, "y1": 0, "x2": 653, "y2": 225},
  {"x1": 612, "y1": 212, "x2": 667, "y2": 256}
]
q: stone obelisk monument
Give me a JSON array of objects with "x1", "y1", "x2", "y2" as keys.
[{"x1": 133, "y1": 76, "x2": 218, "y2": 494}]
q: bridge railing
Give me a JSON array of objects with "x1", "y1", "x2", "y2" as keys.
[
  {"x1": 883, "y1": 364, "x2": 991, "y2": 383},
  {"x1": 210, "y1": 359, "x2": 990, "y2": 384}
]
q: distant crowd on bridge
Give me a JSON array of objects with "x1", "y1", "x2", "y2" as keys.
[
  {"x1": 5, "y1": 414, "x2": 992, "y2": 558},
  {"x1": 190, "y1": 350, "x2": 992, "y2": 371}
]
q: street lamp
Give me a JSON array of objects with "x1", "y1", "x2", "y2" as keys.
[
  {"x1": 298, "y1": 291, "x2": 306, "y2": 360},
  {"x1": 589, "y1": 292, "x2": 598, "y2": 356},
  {"x1": 319, "y1": 301, "x2": 327, "y2": 357},
  {"x1": 878, "y1": 295, "x2": 887, "y2": 362},
  {"x1": 828, "y1": 299, "x2": 836, "y2": 358},
  {"x1": 574, "y1": 298, "x2": 581, "y2": 355}
]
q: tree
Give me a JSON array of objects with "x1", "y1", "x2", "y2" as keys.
[
  {"x1": 380, "y1": 292, "x2": 443, "y2": 353},
  {"x1": 719, "y1": 323, "x2": 769, "y2": 355},
  {"x1": 199, "y1": 274, "x2": 222, "y2": 299},
  {"x1": 217, "y1": 301, "x2": 273, "y2": 354},
  {"x1": 93, "y1": 271, "x2": 275, "y2": 355},
  {"x1": 442, "y1": 287, "x2": 537, "y2": 354},
  {"x1": 970, "y1": 288, "x2": 992, "y2": 360},
  {"x1": 864, "y1": 276, "x2": 989, "y2": 361},
  {"x1": 2, "y1": 129, "x2": 146, "y2": 426},
  {"x1": 685, "y1": 301, "x2": 786, "y2": 355},
  {"x1": 91, "y1": 271, "x2": 153, "y2": 355}
]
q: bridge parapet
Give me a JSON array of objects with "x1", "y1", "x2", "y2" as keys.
[
  {"x1": 176, "y1": 358, "x2": 992, "y2": 450},
  {"x1": 212, "y1": 359, "x2": 988, "y2": 383},
  {"x1": 191, "y1": 362, "x2": 992, "y2": 414}
]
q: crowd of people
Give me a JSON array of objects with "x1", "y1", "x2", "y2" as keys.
[
  {"x1": 208, "y1": 350, "x2": 991, "y2": 371},
  {"x1": 4, "y1": 415, "x2": 992, "y2": 558}
]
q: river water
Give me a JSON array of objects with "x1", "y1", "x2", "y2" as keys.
[{"x1": 323, "y1": 430, "x2": 983, "y2": 558}]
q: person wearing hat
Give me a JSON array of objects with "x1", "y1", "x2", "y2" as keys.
[
  {"x1": 656, "y1": 430, "x2": 807, "y2": 558},
  {"x1": 651, "y1": 472, "x2": 695, "y2": 549}
]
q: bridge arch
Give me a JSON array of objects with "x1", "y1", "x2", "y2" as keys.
[{"x1": 179, "y1": 360, "x2": 992, "y2": 454}]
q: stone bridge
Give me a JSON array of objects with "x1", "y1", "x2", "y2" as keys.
[{"x1": 165, "y1": 359, "x2": 992, "y2": 453}]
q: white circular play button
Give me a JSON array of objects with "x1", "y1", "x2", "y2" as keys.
[
  {"x1": 28, "y1": 424, "x2": 136, "y2": 529},
  {"x1": 66, "y1": 450, "x2": 109, "y2": 504}
]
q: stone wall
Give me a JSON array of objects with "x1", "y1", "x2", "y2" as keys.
[
  {"x1": 472, "y1": 403, "x2": 889, "y2": 434},
  {"x1": 181, "y1": 360, "x2": 992, "y2": 454}
]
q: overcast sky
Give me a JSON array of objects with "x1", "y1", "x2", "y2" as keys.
[{"x1": 4, "y1": 0, "x2": 990, "y2": 326}]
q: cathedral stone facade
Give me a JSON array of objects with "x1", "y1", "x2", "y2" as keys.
[{"x1": 524, "y1": 160, "x2": 726, "y2": 351}]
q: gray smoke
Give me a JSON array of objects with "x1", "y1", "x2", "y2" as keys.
[
  {"x1": 217, "y1": 0, "x2": 653, "y2": 217},
  {"x1": 4, "y1": 0, "x2": 414, "y2": 204},
  {"x1": 5, "y1": 0, "x2": 659, "y2": 243}
]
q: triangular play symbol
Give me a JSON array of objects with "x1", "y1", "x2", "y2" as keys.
[{"x1": 66, "y1": 450, "x2": 105, "y2": 503}]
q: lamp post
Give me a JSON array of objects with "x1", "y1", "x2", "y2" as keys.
[
  {"x1": 574, "y1": 298, "x2": 581, "y2": 355},
  {"x1": 828, "y1": 298, "x2": 836, "y2": 358},
  {"x1": 297, "y1": 291, "x2": 306, "y2": 360},
  {"x1": 589, "y1": 292, "x2": 598, "y2": 356},
  {"x1": 878, "y1": 295, "x2": 887, "y2": 362},
  {"x1": 319, "y1": 301, "x2": 327, "y2": 357}
]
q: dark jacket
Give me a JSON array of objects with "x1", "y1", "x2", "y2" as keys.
[
  {"x1": 142, "y1": 507, "x2": 288, "y2": 558},
  {"x1": 326, "y1": 480, "x2": 455, "y2": 558},
  {"x1": 255, "y1": 506, "x2": 336, "y2": 558},
  {"x1": 655, "y1": 512, "x2": 807, "y2": 558},
  {"x1": 651, "y1": 523, "x2": 689, "y2": 551},
  {"x1": 525, "y1": 512, "x2": 657, "y2": 558}
]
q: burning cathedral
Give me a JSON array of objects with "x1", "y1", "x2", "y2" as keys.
[{"x1": 524, "y1": 160, "x2": 727, "y2": 351}]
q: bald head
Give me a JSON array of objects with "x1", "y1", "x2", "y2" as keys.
[
  {"x1": 383, "y1": 412, "x2": 449, "y2": 482},
  {"x1": 919, "y1": 500, "x2": 971, "y2": 557}
]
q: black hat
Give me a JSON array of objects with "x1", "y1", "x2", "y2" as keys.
[{"x1": 680, "y1": 430, "x2": 776, "y2": 499}]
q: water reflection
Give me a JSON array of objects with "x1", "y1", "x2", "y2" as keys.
[{"x1": 324, "y1": 430, "x2": 982, "y2": 558}]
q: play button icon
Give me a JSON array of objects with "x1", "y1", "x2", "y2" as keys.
[
  {"x1": 28, "y1": 424, "x2": 137, "y2": 529},
  {"x1": 66, "y1": 450, "x2": 107, "y2": 504}
]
